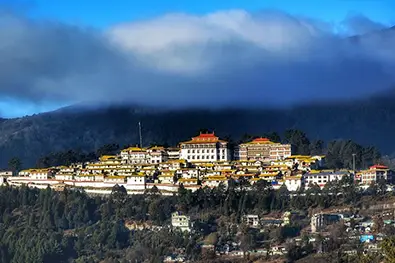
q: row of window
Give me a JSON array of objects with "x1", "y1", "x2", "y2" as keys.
[
  {"x1": 187, "y1": 149, "x2": 227, "y2": 154},
  {"x1": 182, "y1": 144, "x2": 219, "y2": 148},
  {"x1": 187, "y1": 155, "x2": 217, "y2": 160}
]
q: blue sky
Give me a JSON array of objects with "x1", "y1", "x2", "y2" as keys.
[
  {"x1": 27, "y1": 0, "x2": 395, "y2": 27},
  {"x1": 1, "y1": 0, "x2": 395, "y2": 118}
]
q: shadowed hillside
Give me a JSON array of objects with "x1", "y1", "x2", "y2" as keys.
[{"x1": 1, "y1": 93, "x2": 395, "y2": 168}]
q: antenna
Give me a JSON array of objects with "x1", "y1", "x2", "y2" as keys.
[{"x1": 139, "y1": 122, "x2": 143, "y2": 148}]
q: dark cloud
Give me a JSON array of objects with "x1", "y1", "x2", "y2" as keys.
[
  {"x1": 343, "y1": 13, "x2": 387, "y2": 35},
  {"x1": 0, "y1": 9, "x2": 394, "y2": 115}
]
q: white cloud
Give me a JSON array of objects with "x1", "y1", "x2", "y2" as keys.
[{"x1": 0, "y1": 9, "x2": 394, "y2": 115}]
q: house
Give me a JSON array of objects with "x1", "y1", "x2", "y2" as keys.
[
  {"x1": 284, "y1": 175, "x2": 303, "y2": 191},
  {"x1": 124, "y1": 220, "x2": 161, "y2": 231},
  {"x1": 244, "y1": 214, "x2": 260, "y2": 228},
  {"x1": 235, "y1": 138, "x2": 291, "y2": 161},
  {"x1": 179, "y1": 132, "x2": 230, "y2": 162},
  {"x1": 120, "y1": 147, "x2": 151, "y2": 164},
  {"x1": 0, "y1": 171, "x2": 13, "y2": 177},
  {"x1": 203, "y1": 176, "x2": 228, "y2": 188},
  {"x1": 303, "y1": 170, "x2": 349, "y2": 189},
  {"x1": 311, "y1": 213, "x2": 342, "y2": 233},
  {"x1": 358, "y1": 165, "x2": 392, "y2": 185},
  {"x1": 127, "y1": 174, "x2": 146, "y2": 185},
  {"x1": 171, "y1": 212, "x2": 192, "y2": 232},
  {"x1": 177, "y1": 178, "x2": 198, "y2": 186},
  {"x1": 158, "y1": 171, "x2": 175, "y2": 184},
  {"x1": 55, "y1": 173, "x2": 74, "y2": 181},
  {"x1": 166, "y1": 148, "x2": 180, "y2": 160},
  {"x1": 104, "y1": 176, "x2": 126, "y2": 184},
  {"x1": 29, "y1": 169, "x2": 52, "y2": 180},
  {"x1": 147, "y1": 146, "x2": 169, "y2": 164}
]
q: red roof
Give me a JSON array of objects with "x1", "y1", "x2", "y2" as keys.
[
  {"x1": 195, "y1": 132, "x2": 217, "y2": 138},
  {"x1": 370, "y1": 164, "x2": 388, "y2": 170},
  {"x1": 252, "y1": 137, "x2": 270, "y2": 142},
  {"x1": 180, "y1": 132, "x2": 227, "y2": 144},
  {"x1": 191, "y1": 132, "x2": 218, "y2": 143}
]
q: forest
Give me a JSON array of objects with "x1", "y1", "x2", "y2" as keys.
[
  {"x1": 1, "y1": 92, "x2": 395, "y2": 168},
  {"x1": 1, "y1": 175, "x2": 395, "y2": 263}
]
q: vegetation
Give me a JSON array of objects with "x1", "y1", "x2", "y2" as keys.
[
  {"x1": 0, "y1": 174, "x2": 394, "y2": 262},
  {"x1": 1, "y1": 97, "x2": 395, "y2": 168}
]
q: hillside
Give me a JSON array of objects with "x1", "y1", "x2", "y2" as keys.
[{"x1": 0, "y1": 93, "x2": 395, "y2": 168}]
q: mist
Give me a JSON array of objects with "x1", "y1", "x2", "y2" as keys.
[{"x1": 0, "y1": 9, "x2": 394, "y2": 117}]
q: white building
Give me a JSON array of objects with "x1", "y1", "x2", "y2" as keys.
[
  {"x1": 147, "y1": 146, "x2": 169, "y2": 164},
  {"x1": 30, "y1": 169, "x2": 52, "y2": 180},
  {"x1": 166, "y1": 148, "x2": 180, "y2": 160},
  {"x1": 121, "y1": 147, "x2": 151, "y2": 164},
  {"x1": 127, "y1": 174, "x2": 146, "y2": 190},
  {"x1": 179, "y1": 132, "x2": 230, "y2": 162},
  {"x1": 203, "y1": 176, "x2": 228, "y2": 188},
  {"x1": 284, "y1": 175, "x2": 303, "y2": 191},
  {"x1": 55, "y1": 173, "x2": 74, "y2": 181},
  {"x1": 171, "y1": 212, "x2": 192, "y2": 232},
  {"x1": 303, "y1": 171, "x2": 349, "y2": 189},
  {"x1": 0, "y1": 171, "x2": 13, "y2": 177},
  {"x1": 358, "y1": 165, "x2": 392, "y2": 185},
  {"x1": 244, "y1": 214, "x2": 260, "y2": 228},
  {"x1": 104, "y1": 176, "x2": 126, "y2": 184},
  {"x1": 235, "y1": 138, "x2": 291, "y2": 161}
]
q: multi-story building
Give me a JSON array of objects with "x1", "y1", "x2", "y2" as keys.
[
  {"x1": 179, "y1": 132, "x2": 230, "y2": 162},
  {"x1": 147, "y1": 146, "x2": 169, "y2": 164},
  {"x1": 30, "y1": 169, "x2": 53, "y2": 180},
  {"x1": 303, "y1": 170, "x2": 349, "y2": 189},
  {"x1": 358, "y1": 165, "x2": 392, "y2": 185},
  {"x1": 166, "y1": 148, "x2": 180, "y2": 160},
  {"x1": 311, "y1": 213, "x2": 342, "y2": 233},
  {"x1": 120, "y1": 147, "x2": 151, "y2": 165},
  {"x1": 235, "y1": 138, "x2": 291, "y2": 161},
  {"x1": 171, "y1": 212, "x2": 192, "y2": 232}
]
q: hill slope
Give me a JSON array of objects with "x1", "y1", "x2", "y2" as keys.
[{"x1": 1, "y1": 94, "x2": 395, "y2": 168}]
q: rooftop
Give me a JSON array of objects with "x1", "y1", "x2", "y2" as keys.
[{"x1": 180, "y1": 132, "x2": 227, "y2": 144}]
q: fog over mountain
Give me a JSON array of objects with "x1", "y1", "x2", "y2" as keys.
[{"x1": 0, "y1": 9, "x2": 394, "y2": 117}]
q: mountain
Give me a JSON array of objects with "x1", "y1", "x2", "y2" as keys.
[{"x1": 1, "y1": 92, "x2": 395, "y2": 168}]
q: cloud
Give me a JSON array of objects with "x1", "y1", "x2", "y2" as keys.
[
  {"x1": 342, "y1": 13, "x2": 387, "y2": 35},
  {"x1": 0, "y1": 9, "x2": 394, "y2": 116}
]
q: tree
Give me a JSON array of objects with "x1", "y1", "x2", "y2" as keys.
[
  {"x1": 111, "y1": 184, "x2": 127, "y2": 202},
  {"x1": 380, "y1": 236, "x2": 395, "y2": 263},
  {"x1": 8, "y1": 157, "x2": 22, "y2": 174},
  {"x1": 238, "y1": 224, "x2": 256, "y2": 258},
  {"x1": 283, "y1": 129, "x2": 310, "y2": 155},
  {"x1": 204, "y1": 232, "x2": 218, "y2": 245},
  {"x1": 96, "y1": 144, "x2": 120, "y2": 157},
  {"x1": 263, "y1": 132, "x2": 281, "y2": 143},
  {"x1": 373, "y1": 215, "x2": 384, "y2": 234},
  {"x1": 309, "y1": 140, "x2": 324, "y2": 155}
]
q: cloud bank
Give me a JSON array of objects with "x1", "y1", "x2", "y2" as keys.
[{"x1": 0, "y1": 9, "x2": 394, "y2": 115}]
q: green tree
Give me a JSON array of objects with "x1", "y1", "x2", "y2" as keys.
[
  {"x1": 8, "y1": 157, "x2": 22, "y2": 174},
  {"x1": 380, "y1": 236, "x2": 395, "y2": 263},
  {"x1": 283, "y1": 129, "x2": 310, "y2": 155}
]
